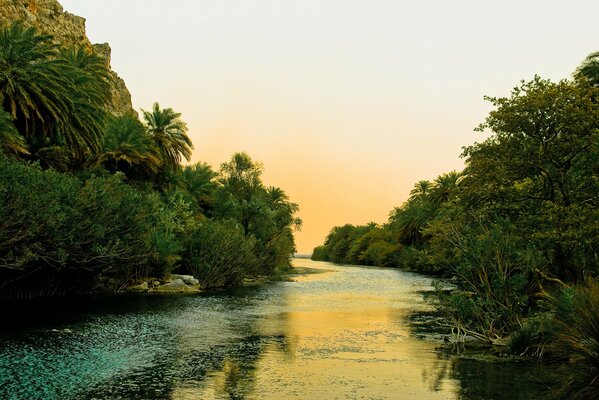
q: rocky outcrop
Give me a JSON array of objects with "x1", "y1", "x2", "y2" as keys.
[
  {"x1": 148, "y1": 278, "x2": 200, "y2": 294},
  {"x1": 126, "y1": 275, "x2": 201, "y2": 294},
  {"x1": 0, "y1": 0, "x2": 135, "y2": 116}
]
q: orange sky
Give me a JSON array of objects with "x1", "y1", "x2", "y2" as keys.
[{"x1": 61, "y1": 0, "x2": 599, "y2": 252}]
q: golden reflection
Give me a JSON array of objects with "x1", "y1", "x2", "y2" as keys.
[{"x1": 173, "y1": 260, "x2": 460, "y2": 399}]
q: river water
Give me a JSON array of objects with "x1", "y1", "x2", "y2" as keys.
[{"x1": 0, "y1": 259, "x2": 551, "y2": 399}]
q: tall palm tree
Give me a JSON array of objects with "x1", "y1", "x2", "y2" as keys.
[
  {"x1": 409, "y1": 180, "x2": 432, "y2": 202},
  {"x1": 574, "y1": 51, "x2": 599, "y2": 87},
  {"x1": 0, "y1": 22, "x2": 72, "y2": 141},
  {"x1": 179, "y1": 162, "x2": 217, "y2": 211},
  {"x1": 96, "y1": 115, "x2": 162, "y2": 177},
  {"x1": 265, "y1": 186, "x2": 301, "y2": 227},
  {"x1": 0, "y1": 23, "x2": 108, "y2": 163},
  {"x1": 389, "y1": 201, "x2": 437, "y2": 246},
  {"x1": 60, "y1": 47, "x2": 112, "y2": 106},
  {"x1": 429, "y1": 171, "x2": 462, "y2": 206},
  {"x1": 142, "y1": 102, "x2": 193, "y2": 170},
  {"x1": 59, "y1": 47, "x2": 112, "y2": 162}
]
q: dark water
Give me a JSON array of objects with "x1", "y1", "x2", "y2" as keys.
[{"x1": 0, "y1": 259, "x2": 552, "y2": 399}]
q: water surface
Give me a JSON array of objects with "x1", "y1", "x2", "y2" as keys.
[{"x1": 0, "y1": 259, "x2": 550, "y2": 399}]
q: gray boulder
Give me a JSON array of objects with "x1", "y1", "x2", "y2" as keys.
[{"x1": 149, "y1": 279, "x2": 199, "y2": 294}]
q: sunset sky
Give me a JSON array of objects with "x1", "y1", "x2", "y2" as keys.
[{"x1": 61, "y1": 0, "x2": 599, "y2": 253}]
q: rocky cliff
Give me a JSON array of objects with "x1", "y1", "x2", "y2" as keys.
[{"x1": 0, "y1": 0, "x2": 135, "y2": 116}]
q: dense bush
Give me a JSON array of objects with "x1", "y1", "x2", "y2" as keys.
[
  {"x1": 182, "y1": 220, "x2": 257, "y2": 288},
  {"x1": 0, "y1": 159, "x2": 165, "y2": 298},
  {"x1": 548, "y1": 282, "x2": 599, "y2": 399}
]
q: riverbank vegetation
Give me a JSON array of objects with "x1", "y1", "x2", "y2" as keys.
[
  {"x1": 0, "y1": 22, "x2": 300, "y2": 299},
  {"x1": 313, "y1": 52, "x2": 599, "y2": 397}
]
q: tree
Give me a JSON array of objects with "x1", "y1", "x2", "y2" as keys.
[
  {"x1": 142, "y1": 102, "x2": 193, "y2": 170},
  {"x1": 574, "y1": 51, "x2": 599, "y2": 87},
  {"x1": 462, "y1": 76, "x2": 599, "y2": 281},
  {"x1": 0, "y1": 22, "x2": 111, "y2": 163},
  {"x1": 213, "y1": 153, "x2": 300, "y2": 274},
  {"x1": 59, "y1": 46, "x2": 112, "y2": 164},
  {"x1": 0, "y1": 23, "x2": 72, "y2": 146},
  {"x1": 96, "y1": 115, "x2": 162, "y2": 179},
  {"x1": 216, "y1": 152, "x2": 265, "y2": 235},
  {"x1": 429, "y1": 171, "x2": 462, "y2": 206},
  {"x1": 176, "y1": 162, "x2": 218, "y2": 214},
  {"x1": 409, "y1": 180, "x2": 432, "y2": 202}
]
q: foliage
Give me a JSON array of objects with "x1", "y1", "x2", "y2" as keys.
[
  {"x1": 548, "y1": 282, "x2": 599, "y2": 400},
  {"x1": 574, "y1": 51, "x2": 599, "y2": 87},
  {"x1": 96, "y1": 114, "x2": 162, "y2": 179},
  {"x1": 142, "y1": 102, "x2": 193, "y2": 171},
  {"x1": 214, "y1": 152, "x2": 300, "y2": 275},
  {"x1": 0, "y1": 23, "x2": 111, "y2": 163},
  {"x1": 182, "y1": 220, "x2": 257, "y2": 288},
  {"x1": 0, "y1": 109, "x2": 28, "y2": 157},
  {"x1": 0, "y1": 159, "x2": 160, "y2": 298},
  {"x1": 0, "y1": 19, "x2": 301, "y2": 298}
]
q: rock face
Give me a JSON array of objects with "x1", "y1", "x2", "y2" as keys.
[{"x1": 0, "y1": 0, "x2": 135, "y2": 116}]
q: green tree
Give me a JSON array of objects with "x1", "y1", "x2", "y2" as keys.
[
  {"x1": 0, "y1": 23, "x2": 108, "y2": 162},
  {"x1": 142, "y1": 102, "x2": 193, "y2": 171},
  {"x1": 409, "y1": 179, "x2": 432, "y2": 201},
  {"x1": 574, "y1": 51, "x2": 599, "y2": 87},
  {"x1": 58, "y1": 46, "x2": 112, "y2": 164},
  {"x1": 176, "y1": 162, "x2": 218, "y2": 214},
  {"x1": 429, "y1": 171, "x2": 461, "y2": 206},
  {"x1": 216, "y1": 152, "x2": 265, "y2": 235},
  {"x1": 0, "y1": 22, "x2": 71, "y2": 140},
  {"x1": 97, "y1": 114, "x2": 162, "y2": 179},
  {"x1": 462, "y1": 76, "x2": 599, "y2": 282}
]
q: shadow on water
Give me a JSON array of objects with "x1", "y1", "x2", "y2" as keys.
[
  {"x1": 409, "y1": 308, "x2": 555, "y2": 400},
  {"x1": 0, "y1": 285, "x2": 294, "y2": 400}
]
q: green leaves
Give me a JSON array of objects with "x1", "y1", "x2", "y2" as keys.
[
  {"x1": 574, "y1": 51, "x2": 599, "y2": 87},
  {"x1": 142, "y1": 102, "x2": 193, "y2": 171},
  {"x1": 0, "y1": 22, "x2": 112, "y2": 163},
  {"x1": 97, "y1": 115, "x2": 162, "y2": 178},
  {"x1": 0, "y1": 108, "x2": 27, "y2": 156}
]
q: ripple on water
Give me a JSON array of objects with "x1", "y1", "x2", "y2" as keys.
[{"x1": 0, "y1": 260, "x2": 553, "y2": 399}]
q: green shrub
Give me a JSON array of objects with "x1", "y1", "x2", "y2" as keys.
[
  {"x1": 311, "y1": 245, "x2": 328, "y2": 261},
  {"x1": 0, "y1": 159, "x2": 162, "y2": 298},
  {"x1": 549, "y1": 282, "x2": 599, "y2": 399},
  {"x1": 182, "y1": 220, "x2": 257, "y2": 288}
]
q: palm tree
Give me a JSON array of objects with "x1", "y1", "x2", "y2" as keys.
[
  {"x1": 178, "y1": 162, "x2": 217, "y2": 212},
  {"x1": 409, "y1": 180, "x2": 432, "y2": 202},
  {"x1": 574, "y1": 51, "x2": 599, "y2": 87},
  {"x1": 0, "y1": 22, "x2": 72, "y2": 141},
  {"x1": 60, "y1": 47, "x2": 112, "y2": 105},
  {"x1": 0, "y1": 23, "x2": 108, "y2": 164},
  {"x1": 59, "y1": 47, "x2": 112, "y2": 163},
  {"x1": 389, "y1": 201, "x2": 437, "y2": 245},
  {"x1": 0, "y1": 109, "x2": 28, "y2": 157},
  {"x1": 429, "y1": 171, "x2": 462, "y2": 206},
  {"x1": 96, "y1": 115, "x2": 162, "y2": 177},
  {"x1": 142, "y1": 102, "x2": 193, "y2": 170}
]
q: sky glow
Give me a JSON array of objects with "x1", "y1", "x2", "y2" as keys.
[{"x1": 60, "y1": 0, "x2": 599, "y2": 252}]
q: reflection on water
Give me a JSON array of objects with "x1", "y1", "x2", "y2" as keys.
[{"x1": 0, "y1": 259, "x2": 551, "y2": 399}]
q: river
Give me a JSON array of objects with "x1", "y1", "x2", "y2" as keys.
[{"x1": 0, "y1": 259, "x2": 551, "y2": 399}]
